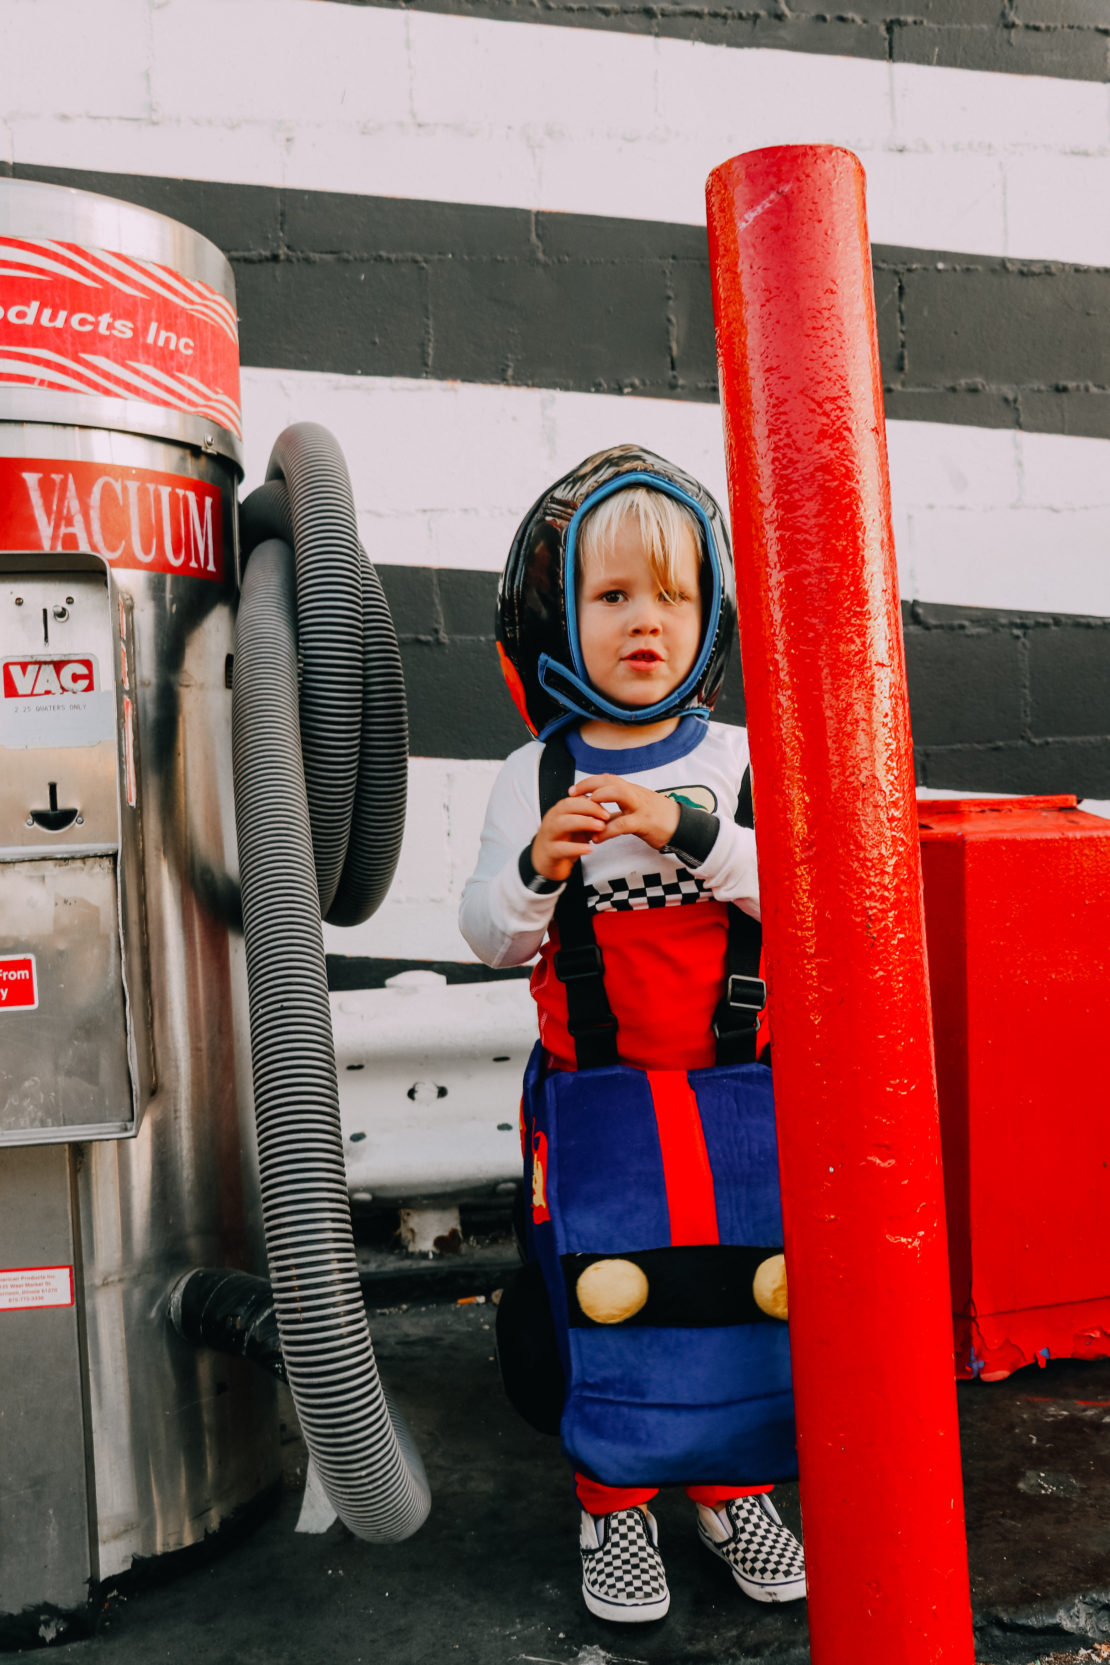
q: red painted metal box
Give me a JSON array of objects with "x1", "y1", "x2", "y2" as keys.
[{"x1": 918, "y1": 795, "x2": 1110, "y2": 1381}]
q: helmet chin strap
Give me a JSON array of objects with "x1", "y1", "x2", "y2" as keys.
[{"x1": 536, "y1": 652, "x2": 711, "y2": 736}]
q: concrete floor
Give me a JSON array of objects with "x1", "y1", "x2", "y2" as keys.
[{"x1": 24, "y1": 1298, "x2": 1110, "y2": 1665}]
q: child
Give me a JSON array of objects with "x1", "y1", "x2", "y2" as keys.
[{"x1": 460, "y1": 446, "x2": 805, "y2": 1622}]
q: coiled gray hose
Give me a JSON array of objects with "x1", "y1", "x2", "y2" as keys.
[
  {"x1": 239, "y1": 425, "x2": 408, "y2": 927},
  {"x1": 232, "y1": 423, "x2": 429, "y2": 1542}
]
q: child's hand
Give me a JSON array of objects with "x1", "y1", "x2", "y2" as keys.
[
  {"x1": 531, "y1": 795, "x2": 611, "y2": 882},
  {"x1": 569, "y1": 774, "x2": 680, "y2": 852}
]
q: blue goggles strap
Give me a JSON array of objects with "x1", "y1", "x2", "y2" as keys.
[
  {"x1": 537, "y1": 652, "x2": 711, "y2": 732},
  {"x1": 559, "y1": 471, "x2": 724, "y2": 722}
]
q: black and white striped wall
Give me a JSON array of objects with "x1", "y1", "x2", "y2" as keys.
[{"x1": 4, "y1": 0, "x2": 1108, "y2": 973}]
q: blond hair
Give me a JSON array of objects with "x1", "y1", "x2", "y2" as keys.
[{"x1": 576, "y1": 486, "x2": 703, "y2": 599}]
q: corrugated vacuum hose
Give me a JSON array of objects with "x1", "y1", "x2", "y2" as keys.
[{"x1": 231, "y1": 422, "x2": 429, "y2": 1542}]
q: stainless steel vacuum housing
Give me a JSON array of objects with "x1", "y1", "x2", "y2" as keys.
[{"x1": 0, "y1": 177, "x2": 273, "y2": 1631}]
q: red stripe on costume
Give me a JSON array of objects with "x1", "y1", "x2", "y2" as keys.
[{"x1": 646, "y1": 1070, "x2": 720, "y2": 1246}]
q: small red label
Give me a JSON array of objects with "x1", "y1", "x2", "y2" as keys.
[
  {"x1": 3, "y1": 657, "x2": 95, "y2": 698},
  {"x1": 0, "y1": 955, "x2": 37, "y2": 1011},
  {"x1": 123, "y1": 695, "x2": 137, "y2": 805},
  {"x1": 0, "y1": 1266, "x2": 74, "y2": 1311},
  {"x1": 0, "y1": 457, "x2": 224, "y2": 580}
]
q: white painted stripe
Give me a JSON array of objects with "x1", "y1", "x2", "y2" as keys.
[
  {"x1": 3, "y1": 1, "x2": 1110, "y2": 264},
  {"x1": 243, "y1": 369, "x2": 1110, "y2": 618}
]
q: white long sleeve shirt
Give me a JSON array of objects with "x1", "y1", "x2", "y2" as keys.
[{"x1": 459, "y1": 717, "x2": 761, "y2": 1072}]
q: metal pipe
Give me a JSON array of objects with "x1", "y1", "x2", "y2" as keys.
[
  {"x1": 169, "y1": 1269, "x2": 287, "y2": 1383},
  {"x1": 705, "y1": 145, "x2": 974, "y2": 1662}
]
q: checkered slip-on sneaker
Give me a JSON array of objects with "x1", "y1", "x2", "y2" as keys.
[
  {"x1": 696, "y1": 1493, "x2": 807, "y2": 1604},
  {"x1": 579, "y1": 1506, "x2": 670, "y2": 1623}
]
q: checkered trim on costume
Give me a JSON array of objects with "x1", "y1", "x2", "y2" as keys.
[
  {"x1": 581, "y1": 1507, "x2": 668, "y2": 1607},
  {"x1": 586, "y1": 867, "x2": 709, "y2": 914},
  {"x1": 703, "y1": 1495, "x2": 805, "y2": 1587}
]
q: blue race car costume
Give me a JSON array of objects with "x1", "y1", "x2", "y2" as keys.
[{"x1": 459, "y1": 444, "x2": 797, "y2": 1498}]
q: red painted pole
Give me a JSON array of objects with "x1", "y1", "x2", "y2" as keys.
[{"x1": 706, "y1": 146, "x2": 974, "y2": 1663}]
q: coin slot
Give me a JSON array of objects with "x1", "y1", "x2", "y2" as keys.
[{"x1": 29, "y1": 782, "x2": 80, "y2": 834}]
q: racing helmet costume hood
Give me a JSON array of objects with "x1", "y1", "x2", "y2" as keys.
[{"x1": 497, "y1": 444, "x2": 737, "y2": 737}]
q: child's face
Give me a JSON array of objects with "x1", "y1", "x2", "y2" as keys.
[{"x1": 576, "y1": 517, "x2": 702, "y2": 710}]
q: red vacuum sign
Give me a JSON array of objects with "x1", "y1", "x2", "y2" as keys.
[
  {"x1": 0, "y1": 237, "x2": 240, "y2": 437},
  {"x1": 0, "y1": 458, "x2": 225, "y2": 580}
]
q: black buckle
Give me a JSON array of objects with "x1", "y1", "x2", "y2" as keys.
[
  {"x1": 722, "y1": 974, "x2": 766, "y2": 1018},
  {"x1": 567, "y1": 1012, "x2": 619, "y2": 1041},
  {"x1": 553, "y1": 944, "x2": 604, "y2": 983}
]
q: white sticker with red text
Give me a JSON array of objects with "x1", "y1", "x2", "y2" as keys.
[
  {"x1": 0, "y1": 651, "x2": 113, "y2": 750},
  {"x1": 0, "y1": 1265, "x2": 73, "y2": 1311},
  {"x1": 0, "y1": 955, "x2": 37, "y2": 1010}
]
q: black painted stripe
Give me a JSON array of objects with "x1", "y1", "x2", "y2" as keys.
[
  {"x1": 330, "y1": 0, "x2": 1110, "y2": 84},
  {"x1": 379, "y1": 566, "x2": 1110, "y2": 799},
  {"x1": 7, "y1": 163, "x2": 1110, "y2": 443}
]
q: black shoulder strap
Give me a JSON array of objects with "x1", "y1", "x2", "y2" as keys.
[
  {"x1": 711, "y1": 764, "x2": 766, "y2": 1067},
  {"x1": 539, "y1": 733, "x2": 620, "y2": 1070},
  {"x1": 537, "y1": 729, "x2": 572, "y2": 818}
]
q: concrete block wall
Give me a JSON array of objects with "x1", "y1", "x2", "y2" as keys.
[{"x1": 1, "y1": 0, "x2": 1107, "y2": 971}]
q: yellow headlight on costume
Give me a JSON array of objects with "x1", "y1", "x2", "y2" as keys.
[
  {"x1": 576, "y1": 1258, "x2": 650, "y2": 1325},
  {"x1": 753, "y1": 1253, "x2": 788, "y2": 1321}
]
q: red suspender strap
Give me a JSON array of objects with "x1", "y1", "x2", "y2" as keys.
[{"x1": 645, "y1": 1070, "x2": 720, "y2": 1247}]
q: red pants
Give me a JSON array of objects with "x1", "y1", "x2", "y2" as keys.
[{"x1": 575, "y1": 1473, "x2": 773, "y2": 1514}]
